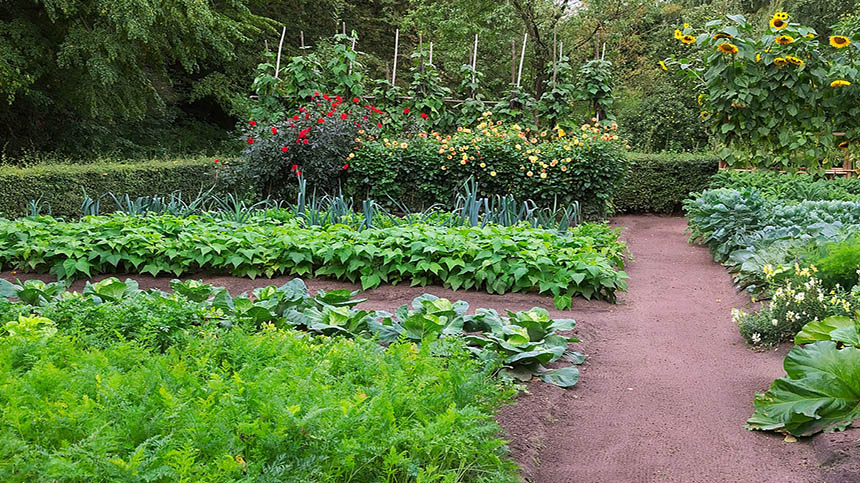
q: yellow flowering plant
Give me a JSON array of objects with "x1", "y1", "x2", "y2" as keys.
[
  {"x1": 663, "y1": 13, "x2": 859, "y2": 172},
  {"x1": 348, "y1": 114, "x2": 629, "y2": 218}
]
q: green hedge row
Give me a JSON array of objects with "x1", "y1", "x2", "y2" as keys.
[
  {"x1": 0, "y1": 158, "x2": 220, "y2": 219},
  {"x1": 613, "y1": 153, "x2": 719, "y2": 214}
]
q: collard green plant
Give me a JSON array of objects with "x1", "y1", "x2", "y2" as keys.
[{"x1": 795, "y1": 312, "x2": 860, "y2": 347}]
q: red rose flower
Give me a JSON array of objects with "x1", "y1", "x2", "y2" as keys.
[
  {"x1": 248, "y1": 138, "x2": 254, "y2": 144},
  {"x1": 291, "y1": 164, "x2": 298, "y2": 171},
  {"x1": 323, "y1": 94, "x2": 330, "y2": 100},
  {"x1": 313, "y1": 92, "x2": 320, "y2": 97},
  {"x1": 356, "y1": 122, "x2": 361, "y2": 127},
  {"x1": 281, "y1": 146, "x2": 289, "y2": 152},
  {"x1": 214, "y1": 158, "x2": 220, "y2": 164},
  {"x1": 327, "y1": 111, "x2": 333, "y2": 117},
  {"x1": 340, "y1": 113, "x2": 348, "y2": 120},
  {"x1": 249, "y1": 120, "x2": 257, "y2": 126},
  {"x1": 272, "y1": 127, "x2": 278, "y2": 134},
  {"x1": 403, "y1": 108, "x2": 410, "y2": 114},
  {"x1": 292, "y1": 115, "x2": 299, "y2": 121},
  {"x1": 343, "y1": 163, "x2": 349, "y2": 170},
  {"x1": 318, "y1": 118, "x2": 325, "y2": 123},
  {"x1": 303, "y1": 139, "x2": 309, "y2": 144},
  {"x1": 353, "y1": 97, "x2": 360, "y2": 103},
  {"x1": 420, "y1": 112, "x2": 428, "y2": 119},
  {"x1": 377, "y1": 122, "x2": 383, "y2": 128},
  {"x1": 297, "y1": 170, "x2": 302, "y2": 176},
  {"x1": 336, "y1": 95, "x2": 343, "y2": 102}
]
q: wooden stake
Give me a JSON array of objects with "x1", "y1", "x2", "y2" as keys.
[
  {"x1": 343, "y1": 22, "x2": 346, "y2": 35},
  {"x1": 601, "y1": 42, "x2": 606, "y2": 61},
  {"x1": 429, "y1": 42, "x2": 433, "y2": 65},
  {"x1": 275, "y1": 26, "x2": 286, "y2": 78},
  {"x1": 511, "y1": 39, "x2": 516, "y2": 85},
  {"x1": 552, "y1": 24, "x2": 558, "y2": 89},
  {"x1": 517, "y1": 33, "x2": 527, "y2": 88},
  {"x1": 392, "y1": 29, "x2": 399, "y2": 85},
  {"x1": 472, "y1": 34, "x2": 478, "y2": 89},
  {"x1": 264, "y1": 40, "x2": 269, "y2": 53},
  {"x1": 348, "y1": 32, "x2": 357, "y2": 75},
  {"x1": 300, "y1": 31, "x2": 305, "y2": 49}
]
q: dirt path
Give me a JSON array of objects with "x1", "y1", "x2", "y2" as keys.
[{"x1": 2, "y1": 215, "x2": 855, "y2": 482}]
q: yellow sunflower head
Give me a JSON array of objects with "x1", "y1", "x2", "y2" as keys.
[
  {"x1": 775, "y1": 35, "x2": 794, "y2": 45},
  {"x1": 773, "y1": 12, "x2": 789, "y2": 21},
  {"x1": 806, "y1": 33, "x2": 815, "y2": 39},
  {"x1": 674, "y1": 29, "x2": 683, "y2": 40},
  {"x1": 838, "y1": 141, "x2": 850, "y2": 149},
  {"x1": 713, "y1": 32, "x2": 732, "y2": 40},
  {"x1": 830, "y1": 35, "x2": 851, "y2": 48},
  {"x1": 769, "y1": 17, "x2": 788, "y2": 30},
  {"x1": 697, "y1": 93, "x2": 706, "y2": 105},
  {"x1": 699, "y1": 111, "x2": 710, "y2": 120},
  {"x1": 658, "y1": 60, "x2": 668, "y2": 71},
  {"x1": 786, "y1": 56, "x2": 804, "y2": 66},
  {"x1": 831, "y1": 79, "x2": 851, "y2": 87},
  {"x1": 680, "y1": 34, "x2": 697, "y2": 44},
  {"x1": 718, "y1": 43, "x2": 739, "y2": 54},
  {"x1": 773, "y1": 57, "x2": 788, "y2": 66}
]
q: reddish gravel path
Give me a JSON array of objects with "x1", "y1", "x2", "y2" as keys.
[{"x1": 3, "y1": 215, "x2": 856, "y2": 482}]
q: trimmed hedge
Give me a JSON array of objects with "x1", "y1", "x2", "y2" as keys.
[
  {"x1": 0, "y1": 158, "x2": 219, "y2": 219},
  {"x1": 613, "y1": 153, "x2": 718, "y2": 214}
]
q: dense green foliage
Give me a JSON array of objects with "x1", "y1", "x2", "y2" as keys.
[
  {"x1": 666, "y1": 12, "x2": 860, "y2": 170},
  {"x1": 0, "y1": 158, "x2": 220, "y2": 219},
  {"x1": 346, "y1": 116, "x2": 628, "y2": 217},
  {"x1": 0, "y1": 214, "x2": 628, "y2": 304},
  {"x1": 0, "y1": 279, "x2": 523, "y2": 481},
  {"x1": 803, "y1": 237, "x2": 860, "y2": 290},
  {"x1": 684, "y1": 187, "x2": 860, "y2": 291},
  {"x1": 747, "y1": 340, "x2": 860, "y2": 437},
  {"x1": 709, "y1": 171, "x2": 860, "y2": 202},
  {"x1": 613, "y1": 152, "x2": 717, "y2": 213}
]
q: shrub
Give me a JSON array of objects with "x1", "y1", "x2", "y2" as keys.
[
  {"x1": 347, "y1": 114, "x2": 629, "y2": 218},
  {"x1": 735, "y1": 266, "x2": 859, "y2": 347},
  {"x1": 232, "y1": 94, "x2": 387, "y2": 197},
  {"x1": 0, "y1": 158, "x2": 220, "y2": 219},
  {"x1": 803, "y1": 237, "x2": 860, "y2": 290},
  {"x1": 613, "y1": 152, "x2": 717, "y2": 213}
]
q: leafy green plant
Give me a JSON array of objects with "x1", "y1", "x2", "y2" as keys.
[
  {"x1": 0, "y1": 213, "x2": 628, "y2": 303},
  {"x1": 575, "y1": 59, "x2": 614, "y2": 120},
  {"x1": 795, "y1": 312, "x2": 860, "y2": 347},
  {"x1": 747, "y1": 341, "x2": 860, "y2": 437}
]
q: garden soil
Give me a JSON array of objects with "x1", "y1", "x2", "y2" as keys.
[{"x1": 3, "y1": 215, "x2": 857, "y2": 482}]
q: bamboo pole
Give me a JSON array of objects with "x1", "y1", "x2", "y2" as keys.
[
  {"x1": 429, "y1": 42, "x2": 433, "y2": 65},
  {"x1": 300, "y1": 31, "x2": 305, "y2": 49},
  {"x1": 517, "y1": 33, "x2": 527, "y2": 88},
  {"x1": 392, "y1": 29, "x2": 399, "y2": 85},
  {"x1": 343, "y1": 22, "x2": 346, "y2": 36},
  {"x1": 348, "y1": 31, "x2": 357, "y2": 75},
  {"x1": 552, "y1": 24, "x2": 557, "y2": 89},
  {"x1": 274, "y1": 26, "x2": 286, "y2": 78},
  {"x1": 511, "y1": 39, "x2": 516, "y2": 85}
]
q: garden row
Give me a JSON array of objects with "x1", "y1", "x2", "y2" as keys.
[
  {"x1": 0, "y1": 152, "x2": 718, "y2": 219},
  {"x1": 0, "y1": 213, "x2": 628, "y2": 308},
  {"x1": 684, "y1": 170, "x2": 860, "y2": 438},
  {"x1": 0, "y1": 276, "x2": 587, "y2": 480}
]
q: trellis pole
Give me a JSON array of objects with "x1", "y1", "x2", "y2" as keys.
[
  {"x1": 471, "y1": 34, "x2": 479, "y2": 98},
  {"x1": 552, "y1": 24, "x2": 558, "y2": 89},
  {"x1": 429, "y1": 42, "x2": 434, "y2": 65},
  {"x1": 517, "y1": 33, "x2": 527, "y2": 88},
  {"x1": 392, "y1": 29, "x2": 400, "y2": 85},
  {"x1": 274, "y1": 26, "x2": 286, "y2": 78}
]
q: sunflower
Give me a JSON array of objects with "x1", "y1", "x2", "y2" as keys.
[
  {"x1": 700, "y1": 111, "x2": 710, "y2": 120},
  {"x1": 806, "y1": 33, "x2": 815, "y2": 39},
  {"x1": 713, "y1": 32, "x2": 732, "y2": 40},
  {"x1": 773, "y1": 12, "x2": 789, "y2": 21},
  {"x1": 674, "y1": 29, "x2": 683, "y2": 40},
  {"x1": 773, "y1": 57, "x2": 788, "y2": 66},
  {"x1": 769, "y1": 17, "x2": 787, "y2": 30},
  {"x1": 718, "y1": 43, "x2": 739, "y2": 54},
  {"x1": 786, "y1": 56, "x2": 804, "y2": 66},
  {"x1": 680, "y1": 34, "x2": 696, "y2": 44},
  {"x1": 830, "y1": 35, "x2": 851, "y2": 48},
  {"x1": 775, "y1": 35, "x2": 794, "y2": 45},
  {"x1": 658, "y1": 60, "x2": 668, "y2": 71},
  {"x1": 683, "y1": 23, "x2": 690, "y2": 29},
  {"x1": 831, "y1": 79, "x2": 851, "y2": 87},
  {"x1": 697, "y1": 93, "x2": 706, "y2": 105},
  {"x1": 838, "y1": 141, "x2": 850, "y2": 149}
]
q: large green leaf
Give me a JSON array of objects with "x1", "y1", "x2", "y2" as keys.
[
  {"x1": 795, "y1": 315, "x2": 860, "y2": 348},
  {"x1": 747, "y1": 341, "x2": 860, "y2": 437}
]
